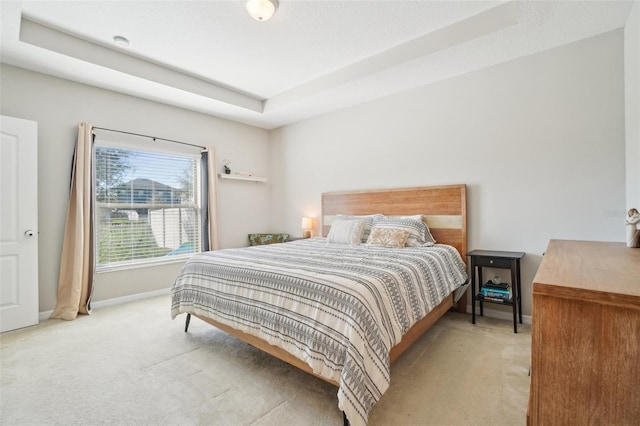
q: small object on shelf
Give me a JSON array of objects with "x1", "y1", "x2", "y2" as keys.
[{"x1": 223, "y1": 159, "x2": 231, "y2": 174}]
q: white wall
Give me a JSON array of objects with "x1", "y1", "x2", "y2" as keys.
[
  {"x1": 269, "y1": 30, "x2": 626, "y2": 318},
  {"x1": 0, "y1": 64, "x2": 271, "y2": 312},
  {"x1": 626, "y1": 1, "x2": 640, "y2": 210},
  {"x1": 0, "y1": 26, "x2": 630, "y2": 318}
]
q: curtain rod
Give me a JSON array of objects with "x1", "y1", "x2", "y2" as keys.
[{"x1": 92, "y1": 126, "x2": 206, "y2": 150}]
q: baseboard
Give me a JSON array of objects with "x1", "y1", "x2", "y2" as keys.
[
  {"x1": 465, "y1": 304, "x2": 532, "y2": 325},
  {"x1": 39, "y1": 288, "x2": 170, "y2": 321}
]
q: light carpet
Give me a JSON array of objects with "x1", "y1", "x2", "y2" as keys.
[{"x1": 0, "y1": 296, "x2": 531, "y2": 425}]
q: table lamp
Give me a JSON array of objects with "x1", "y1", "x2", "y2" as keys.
[{"x1": 301, "y1": 217, "x2": 313, "y2": 238}]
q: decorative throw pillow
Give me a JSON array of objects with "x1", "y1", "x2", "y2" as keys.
[
  {"x1": 366, "y1": 227, "x2": 410, "y2": 248},
  {"x1": 326, "y1": 219, "x2": 366, "y2": 245},
  {"x1": 371, "y1": 216, "x2": 435, "y2": 247},
  {"x1": 336, "y1": 214, "x2": 383, "y2": 242}
]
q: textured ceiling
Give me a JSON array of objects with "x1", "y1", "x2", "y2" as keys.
[{"x1": 0, "y1": 1, "x2": 634, "y2": 129}]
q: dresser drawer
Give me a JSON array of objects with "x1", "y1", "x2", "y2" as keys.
[{"x1": 474, "y1": 256, "x2": 512, "y2": 268}]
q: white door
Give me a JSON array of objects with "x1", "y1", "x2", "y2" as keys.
[{"x1": 0, "y1": 115, "x2": 38, "y2": 332}]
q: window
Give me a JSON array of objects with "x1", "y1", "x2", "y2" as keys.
[{"x1": 94, "y1": 140, "x2": 202, "y2": 271}]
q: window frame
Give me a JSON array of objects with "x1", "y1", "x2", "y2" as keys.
[{"x1": 93, "y1": 137, "x2": 203, "y2": 273}]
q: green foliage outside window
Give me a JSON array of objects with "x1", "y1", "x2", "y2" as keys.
[{"x1": 97, "y1": 216, "x2": 173, "y2": 263}]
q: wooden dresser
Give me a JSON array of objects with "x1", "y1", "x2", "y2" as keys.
[{"x1": 527, "y1": 240, "x2": 640, "y2": 425}]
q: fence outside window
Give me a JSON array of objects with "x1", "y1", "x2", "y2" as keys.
[{"x1": 94, "y1": 144, "x2": 202, "y2": 271}]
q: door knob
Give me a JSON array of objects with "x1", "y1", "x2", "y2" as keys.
[{"x1": 24, "y1": 230, "x2": 35, "y2": 237}]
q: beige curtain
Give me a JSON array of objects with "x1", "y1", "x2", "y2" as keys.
[
  {"x1": 203, "y1": 148, "x2": 219, "y2": 250},
  {"x1": 51, "y1": 123, "x2": 94, "y2": 320}
]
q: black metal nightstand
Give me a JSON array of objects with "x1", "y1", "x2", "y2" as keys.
[{"x1": 467, "y1": 250, "x2": 525, "y2": 333}]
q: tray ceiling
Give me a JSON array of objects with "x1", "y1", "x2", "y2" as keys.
[{"x1": 0, "y1": 1, "x2": 634, "y2": 129}]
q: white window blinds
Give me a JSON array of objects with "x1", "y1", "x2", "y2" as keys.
[{"x1": 93, "y1": 131, "x2": 202, "y2": 270}]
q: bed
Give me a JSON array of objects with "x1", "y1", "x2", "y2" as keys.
[{"x1": 171, "y1": 185, "x2": 469, "y2": 425}]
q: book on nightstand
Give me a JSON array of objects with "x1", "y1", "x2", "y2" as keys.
[
  {"x1": 481, "y1": 296, "x2": 512, "y2": 303},
  {"x1": 481, "y1": 281, "x2": 512, "y2": 301}
]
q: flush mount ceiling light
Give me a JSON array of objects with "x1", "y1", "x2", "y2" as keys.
[
  {"x1": 246, "y1": 0, "x2": 278, "y2": 21},
  {"x1": 113, "y1": 35, "x2": 129, "y2": 48}
]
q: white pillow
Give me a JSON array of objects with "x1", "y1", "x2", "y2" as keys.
[
  {"x1": 393, "y1": 214, "x2": 436, "y2": 245},
  {"x1": 326, "y1": 219, "x2": 366, "y2": 245},
  {"x1": 371, "y1": 216, "x2": 435, "y2": 247},
  {"x1": 336, "y1": 214, "x2": 382, "y2": 242}
]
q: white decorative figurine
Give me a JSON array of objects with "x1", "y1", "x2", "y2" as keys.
[{"x1": 625, "y1": 208, "x2": 640, "y2": 248}]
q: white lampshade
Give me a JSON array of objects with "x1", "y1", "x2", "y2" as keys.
[
  {"x1": 301, "y1": 217, "x2": 313, "y2": 238},
  {"x1": 246, "y1": 0, "x2": 278, "y2": 21}
]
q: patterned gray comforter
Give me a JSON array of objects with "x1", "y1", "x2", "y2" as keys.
[{"x1": 171, "y1": 238, "x2": 467, "y2": 425}]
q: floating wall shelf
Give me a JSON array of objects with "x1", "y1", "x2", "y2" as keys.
[{"x1": 218, "y1": 173, "x2": 268, "y2": 183}]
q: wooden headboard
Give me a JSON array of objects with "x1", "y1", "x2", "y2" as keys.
[{"x1": 321, "y1": 184, "x2": 467, "y2": 257}]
